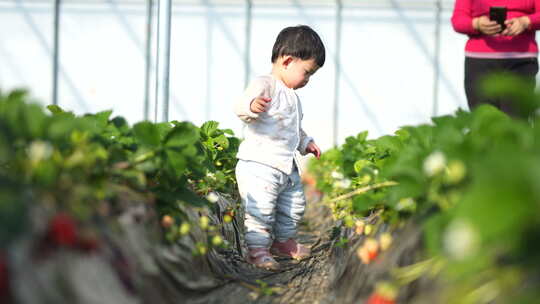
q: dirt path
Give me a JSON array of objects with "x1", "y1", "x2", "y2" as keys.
[
  {"x1": 179, "y1": 186, "x2": 427, "y2": 304},
  {"x1": 183, "y1": 193, "x2": 337, "y2": 304}
]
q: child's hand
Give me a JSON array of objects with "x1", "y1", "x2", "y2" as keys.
[
  {"x1": 250, "y1": 97, "x2": 272, "y2": 113},
  {"x1": 306, "y1": 142, "x2": 321, "y2": 159}
]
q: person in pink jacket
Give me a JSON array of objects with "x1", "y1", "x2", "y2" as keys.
[{"x1": 451, "y1": 0, "x2": 540, "y2": 117}]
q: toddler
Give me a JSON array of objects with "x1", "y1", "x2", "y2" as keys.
[{"x1": 234, "y1": 25, "x2": 325, "y2": 270}]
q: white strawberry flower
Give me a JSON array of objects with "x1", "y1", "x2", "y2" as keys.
[
  {"x1": 334, "y1": 178, "x2": 351, "y2": 189},
  {"x1": 423, "y1": 151, "x2": 446, "y2": 177},
  {"x1": 28, "y1": 140, "x2": 53, "y2": 164},
  {"x1": 342, "y1": 178, "x2": 352, "y2": 188},
  {"x1": 396, "y1": 197, "x2": 415, "y2": 211},
  {"x1": 331, "y1": 171, "x2": 344, "y2": 180},
  {"x1": 206, "y1": 192, "x2": 219, "y2": 203},
  {"x1": 443, "y1": 219, "x2": 479, "y2": 260}
]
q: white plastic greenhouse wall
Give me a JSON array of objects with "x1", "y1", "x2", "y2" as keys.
[{"x1": 1, "y1": 0, "x2": 503, "y2": 151}]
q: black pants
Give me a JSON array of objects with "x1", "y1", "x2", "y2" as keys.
[{"x1": 465, "y1": 57, "x2": 538, "y2": 118}]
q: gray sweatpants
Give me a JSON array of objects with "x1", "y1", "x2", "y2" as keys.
[{"x1": 235, "y1": 160, "x2": 306, "y2": 248}]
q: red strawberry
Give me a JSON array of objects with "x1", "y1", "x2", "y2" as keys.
[
  {"x1": 224, "y1": 209, "x2": 235, "y2": 218},
  {"x1": 76, "y1": 236, "x2": 100, "y2": 253},
  {"x1": 161, "y1": 215, "x2": 175, "y2": 228},
  {"x1": 365, "y1": 238, "x2": 380, "y2": 260},
  {"x1": 301, "y1": 173, "x2": 317, "y2": 186},
  {"x1": 367, "y1": 282, "x2": 398, "y2": 304},
  {"x1": 0, "y1": 253, "x2": 11, "y2": 302},
  {"x1": 47, "y1": 213, "x2": 78, "y2": 247},
  {"x1": 356, "y1": 238, "x2": 380, "y2": 264},
  {"x1": 367, "y1": 293, "x2": 395, "y2": 304}
]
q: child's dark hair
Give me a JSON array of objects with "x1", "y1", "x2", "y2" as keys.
[{"x1": 271, "y1": 25, "x2": 326, "y2": 68}]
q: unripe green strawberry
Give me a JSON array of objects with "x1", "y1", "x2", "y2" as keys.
[
  {"x1": 199, "y1": 216, "x2": 209, "y2": 230},
  {"x1": 344, "y1": 215, "x2": 354, "y2": 228},
  {"x1": 196, "y1": 243, "x2": 207, "y2": 255},
  {"x1": 364, "y1": 224, "x2": 374, "y2": 235},
  {"x1": 179, "y1": 222, "x2": 191, "y2": 235},
  {"x1": 355, "y1": 220, "x2": 365, "y2": 235},
  {"x1": 379, "y1": 233, "x2": 393, "y2": 251},
  {"x1": 445, "y1": 160, "x2": 466, "y2": 184},
  {"x1": 211, "y1": 235, "x2": 223, "y2": 246}
]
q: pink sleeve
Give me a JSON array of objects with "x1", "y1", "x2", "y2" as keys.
[
  {"x1": 527, "y1": 0, "x2": 540, "y2": 30},
  {"x1": 451, "y1": 0, "x2": 479, "y2": 35}
]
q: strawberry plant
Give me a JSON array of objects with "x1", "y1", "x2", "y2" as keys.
[
  {"x1": 309, "y1": 75, "x2": 540, "y2": 302},
  {"x1": 0, "y1": 89, "x2": 240, "y2": 251}
]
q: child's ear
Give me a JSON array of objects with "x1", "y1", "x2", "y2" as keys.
[{"x1": 282, "y1": 56, "x2": 294, "y2": 69}]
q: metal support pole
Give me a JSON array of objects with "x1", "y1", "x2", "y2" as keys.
[
  {"x1": 144, "y1": 0, "x2": 154, "y2": 120},
  {"x1": 155, "y1": 0, "x2": 172, "y2": 123},
  {"x1": 333, "y1": 0, "x2": 342, "y2": 147},
  {"x1": 244, "y1": 0, "x2": 252, "y2": 88},
  {"x1": 144, "y1": 0, "x2": 153, "y2": 120},
  {"x1": 433, "y1": 0, "x2": 442, "y2": 117},
  {"x1": 52, "y1": 0, "x2": 61, "y2": 105},
  {"x1": 205, "y1": 7, "x2": 213, "y2": 120}
]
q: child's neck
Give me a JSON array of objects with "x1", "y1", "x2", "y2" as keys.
[{"x1": 270, "y1": 66, "x2": 286, "y2": 87}]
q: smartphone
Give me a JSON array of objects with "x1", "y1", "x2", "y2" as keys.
[{"x1": 489, "y1": 6, "x2": 507, "y2": 32}]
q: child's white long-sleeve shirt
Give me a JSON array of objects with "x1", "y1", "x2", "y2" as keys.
[{"x1": 234, "y1": 75, "x2": 313, "y2": 175}]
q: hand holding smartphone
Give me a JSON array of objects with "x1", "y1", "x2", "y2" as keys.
[{"x1": 489, "y1": 6, "x2": 507, "y2": 32}]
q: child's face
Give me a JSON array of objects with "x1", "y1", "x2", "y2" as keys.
[{"x1": 282, "y1": 57, "x2": 319, "y2": 90}]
